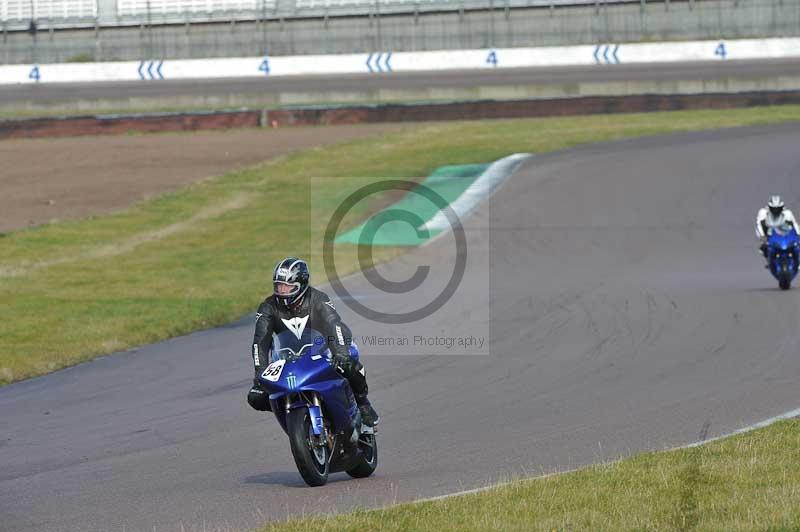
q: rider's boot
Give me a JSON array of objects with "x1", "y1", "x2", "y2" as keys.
[{"x1": 355, "y1": 394, "x2": 379, "y2": 427}]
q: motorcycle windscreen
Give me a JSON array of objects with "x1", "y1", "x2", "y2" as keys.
[{"x1": 271, "y1": 328, "x2": 330, "y2": 362}]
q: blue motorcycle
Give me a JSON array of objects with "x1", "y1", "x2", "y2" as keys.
[
  {"x1": 766, "y1": 224, "x2": 800, "y2": 290},
  {"x1": 257, "y1": 328, "x2": 377, "y2": 486}
]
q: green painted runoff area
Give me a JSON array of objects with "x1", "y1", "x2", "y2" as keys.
[{"x1": 335, "y1": 163, "x2": 489, "y2": 246}]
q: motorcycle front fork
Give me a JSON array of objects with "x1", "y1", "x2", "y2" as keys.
[{"x1": 309, "y1": 393, "x2": 335, "y2": 450}]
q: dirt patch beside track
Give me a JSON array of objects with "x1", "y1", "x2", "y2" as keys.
[{"x1": 0, "y1": 124, "x2": 404, "y2": 233}]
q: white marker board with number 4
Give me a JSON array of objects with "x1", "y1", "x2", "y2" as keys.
[{"x1": 262, "y1": 359, "x2": 286, "y2": 382}]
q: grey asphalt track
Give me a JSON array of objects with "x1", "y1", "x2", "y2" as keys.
[
  {"x1": 1, "y1": 58, "x2": 800, "y2": 105},
  {"x1": 3, "y1": 123, "x2": 800, "y2": 531}
]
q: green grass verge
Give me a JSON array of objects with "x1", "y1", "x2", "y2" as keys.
[
  {"x1": 3, "y1": 106, "x2": 800, "y2": 386},
  {"x1": 262, "y1": 419, "x2": 800, "y2": 532}
]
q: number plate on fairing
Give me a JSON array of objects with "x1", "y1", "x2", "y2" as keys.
[{"x1": 261, "y1": 359, "x2": 286, "y2": 382}]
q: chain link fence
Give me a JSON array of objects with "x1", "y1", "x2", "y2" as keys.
[{"x1": 1, "y1": 0, "x2": 798, "y2": 64}]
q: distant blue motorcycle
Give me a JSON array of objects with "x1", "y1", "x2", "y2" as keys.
[
  {"x1": 766, "y1": 224, "x2": 800, "y2": 290},
  {"x1": 257, "y1": 328, "x2": 377, "y2": 486}
]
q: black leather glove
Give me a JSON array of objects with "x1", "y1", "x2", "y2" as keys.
[
  {"x1": 337, "y1": 352, "x2": 359, "y2": 370},
  {"x1": 247, "y1": 379, "x2": 270, "y2": 411}
]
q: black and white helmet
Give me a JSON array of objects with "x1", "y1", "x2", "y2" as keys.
[
  {"x1": 273, "y1": 257, "x2": 310, "y2": 308},
  {"x1": 768, "y1": 195, "x2": 785, "y2": 217}
]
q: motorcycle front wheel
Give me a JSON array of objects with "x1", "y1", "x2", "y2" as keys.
[{"x1": 287, "y1": 408, "x2": 330, "y2": 486}]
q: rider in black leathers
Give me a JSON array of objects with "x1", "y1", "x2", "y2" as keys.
[{"x1": 246, "y1": 257, "x2": 379, "y2": 426}]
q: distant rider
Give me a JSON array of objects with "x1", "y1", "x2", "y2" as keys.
[
  {"x1": 246, "y1": 257, "x2": 379, "y2": 426},
  {"x1": 756, "y1": 195, "x2": 797, "y2": 261}
]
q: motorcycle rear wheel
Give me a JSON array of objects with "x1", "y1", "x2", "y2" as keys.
[
  {"x1": 346, "y1": 432, "x2": 378, "y2": 478},
  {"x1": 779, "y1": 277, "x2": 791, "y2": 290},
  {"x1": 287, "y1": 408, "x2": 329, "y2": 486}
]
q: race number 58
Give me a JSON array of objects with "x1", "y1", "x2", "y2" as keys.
[{"x1": 261, "y1": 359, "x2": 285, "y2": 381}]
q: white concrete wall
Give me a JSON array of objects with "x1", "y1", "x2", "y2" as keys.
[{"x1": 2, "y1": 36, "x2": 799, "y2": 84}]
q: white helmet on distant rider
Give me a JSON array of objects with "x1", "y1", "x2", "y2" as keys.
[{"x1": 768, "y1": 195, "x2": 785, "y2": 218}]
